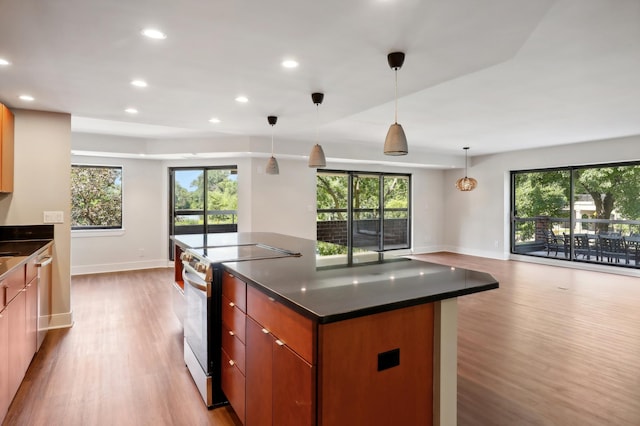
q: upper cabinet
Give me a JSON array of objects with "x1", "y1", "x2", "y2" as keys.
[{"x1": 0, "y1": 103, "x2": 14, "y2": 193}]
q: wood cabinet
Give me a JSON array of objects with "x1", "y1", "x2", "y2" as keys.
[
  {"x1": 0, "y1": 103, "x2": 14, "y2": 193},
  {"x1": 0, "y1": 261, "x2": 42, "y2": 424},
  {"x1": 0, "y1": 306, "x2": 9, "y2": 421},
  {"x1": 245, "y1": 285, "x2": 315, "y2": 426},
  {"x1": 221, "y1": 271, "x2": 247, "y2": 424},
  {"x1": 229, "y1": 276, "x2": 435, "y2": 426}
]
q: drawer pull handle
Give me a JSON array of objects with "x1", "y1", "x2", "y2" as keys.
[
  {"x1": 275, "y1": 339, "x2": 285, "y2": 346},
  {"x1": 228, "y1": 330, "x2": 235, "y2": 336},
  {"x1": 229, "y1": 302, "x2": 235, "y2": 307},
  {"x1": 261, "y1": 328, "x2": 270, "y2": 334},
  {"x1": 268, "y1": 297, "x2": 275, "y2": 302},
  {"x1": 229, "y1": 360, "x2": 235, "y2": 366}
]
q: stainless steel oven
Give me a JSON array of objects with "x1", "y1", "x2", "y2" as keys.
[
  {"x1": 180, "y1": 243, "x2": 300, "y2": 408},
  {"x1": 182, "y1": 257, "x2": 224, "y2": 408}
]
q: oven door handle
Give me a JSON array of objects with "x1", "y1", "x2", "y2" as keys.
[{"x1": 182, "y1": 265, "x2": 211, "y2": 296}]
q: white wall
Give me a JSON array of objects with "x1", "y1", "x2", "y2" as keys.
[
  {"x1": 0, "y1": 109, "x2": 72, "y2": 328},
  {"x1": 70, "y1": 156, "x2": 166, "y2": 275},
  {"x1": 68, "y1": 135, "x2": 447, "y2": 272},
  {"x1": 442, "y1": 135, "x2": 640, "y2": 259}
]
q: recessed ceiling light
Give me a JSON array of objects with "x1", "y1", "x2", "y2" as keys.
[
  {"x1": 235, "y1": 96, "x2": 249, "y2": 103},
  {"x1": 282, "y1": 59, "x2": 299, "y2": 69},
  {"x1": 0, "y1": 58, "x2": 10, "y2": 66},
  {"x1": 125, "y1": 108, "x2": 138, "y2": 114},
  {"x1": 209, "y1": 117, "x2": 221, "y2": 123},
  {"x1": 19, "y1": 95, "x2": 34, "y2": 101},
  {"x1": 141, "y1": 28, "x2": 167, "y2": 40},
  {"x1": 131, "y1": 79, "x2": 148, "y2": 88}
]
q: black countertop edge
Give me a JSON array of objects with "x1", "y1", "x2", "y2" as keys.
[
  {"x1": 226, "y1": 264, "x2": 498, "y2": 324},
  {"x1": 0, "y1": 225, "x2": 54, "y2": 241}
]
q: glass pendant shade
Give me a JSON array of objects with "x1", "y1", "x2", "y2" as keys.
[
  {"x1": 384, "y1": 123, "x2": 408, "y2": 155},
  {"x1": 308, "y1": 143, "x2": 326, "y2": 167},
  {"x1": 265, "y1": 156, "x2": 279, "y2": 175},
  {"x1": 456, "y1": 146, "x2": 477, "y2": 191}
]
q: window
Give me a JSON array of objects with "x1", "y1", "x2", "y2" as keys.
[
  {"x1": 71, "y1": 165, "x2": 123, "y2": 230},
  {"x1": 169, "y1": 166, "x2": 238, "y2": 259},
  {"x1": 511, "y1": 161, "x2": 640, "y2": 268},
  {"x1": 317, "y1": 170, "x2": 411, "y2": 264}
]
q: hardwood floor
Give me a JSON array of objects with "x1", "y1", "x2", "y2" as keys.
[
  {"x1": 4, "y1": 256, "x2": 640, "y2": 425},
  {"x1": 412, "y1": 252, "x2": 640, "y2": 426},
  {"x1": 3, "y1": 269, "x2": 241, "y2": 426}
]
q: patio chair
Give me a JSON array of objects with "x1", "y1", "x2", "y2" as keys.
[
  {"x1": 598, "y1": 235, "x2": 629, "y2": 264},
  {"x1": 571, "y1": 233, "x2": 592, "y2": 260},
  {"x1": 542, "y1": 229, "x2": 567, "y2": 258}
]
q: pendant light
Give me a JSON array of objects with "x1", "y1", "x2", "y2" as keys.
[
  {"x1": 384, "y1": 51, "x2": 408, "y2": 156},
  {"x1": 265, "y1": 115, "x2": 279, "y2": 175},
  {"x1": 455, "y1": 147, "x2": 478, "y2": 191},
  {"x1": 308, "y1": 92, "x2": 326, "y2": 168}
]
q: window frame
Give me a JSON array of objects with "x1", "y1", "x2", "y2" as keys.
[
  {"x1": 71, "y1": 164, "x2": 123, "y2": 231},
  {"x1": 510, "y1": 159, "x2": 640, "y2": 269}
]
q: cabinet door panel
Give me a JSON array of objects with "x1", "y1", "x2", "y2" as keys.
[
  {"x1": 273, "y1": 341, "x2": 314, "y2": 426},
  {"x1": 221, "y1": 348, "x2": 246, "y2": 424},
  {"x1": 25, "y1": 279, "x2": 37, "y2": 359},
  {"x1": 245, "y1": 317, "x2": 272, "y2": 426},
  {"x1": 222, "y1": 324, "x2": 245, "y2": 375},
  {"x1": 222, "y1": 295, "x2": 246, "y2": 344},
  {"x1": 0, "y1": 308, "x2": 9, "y2": 422},
  {"x1": 7, "y1": 290, "x2": 26, "y2": 398},
  {"x1": 222, "y1": 271, "x2": 246, "y2": 313}
]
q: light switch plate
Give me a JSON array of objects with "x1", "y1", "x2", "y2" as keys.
[{"x1": 43, "y1": 211, "x2": 64, "y2": 224}]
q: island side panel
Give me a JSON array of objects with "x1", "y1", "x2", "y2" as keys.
[
  {"x1": 317, "y1": 303, "x2": 434, "y2": 426},
  {"x1": 433, "y1": 298, "x2": 458, "y2": 426}
]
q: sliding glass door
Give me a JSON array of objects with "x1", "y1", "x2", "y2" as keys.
[
  {"x1": 317, "y1": 170, "x2": 411, "y2": 265},
  {"x1": 169, "y1": 166, "x2": 238, "y2": 259}
]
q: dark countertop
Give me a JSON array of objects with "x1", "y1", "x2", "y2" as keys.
[
  {"x1": 0, "y1": 225, "x2": 54, "y2": 281},
  {"x1": 172, "y1": 232, "x2": 499, "y2": 324}
]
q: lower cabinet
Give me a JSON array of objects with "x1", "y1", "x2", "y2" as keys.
[
  {"x1": 245, "y1": 309, "x2": 314, "y2": 426},
  {"x1": 0, "y1": 307, "x2": 9, "y2": 421},
  {"x1": 7, "y1": 288, "x2": 26, "y2": 399}
]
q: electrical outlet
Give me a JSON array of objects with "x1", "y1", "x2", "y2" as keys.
[{"x1": 43, "y1": 211, "x2": 64, "y2": 224}]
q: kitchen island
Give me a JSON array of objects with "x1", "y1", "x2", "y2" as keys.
[{"x1": 173, "y1": 232, "x2": 498, "y2": 426}]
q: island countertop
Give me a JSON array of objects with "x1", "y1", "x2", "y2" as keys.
[{"x1": 173, "y1": 232, "x2": 498, "y2": 324}]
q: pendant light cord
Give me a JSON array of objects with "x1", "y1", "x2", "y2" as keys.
[
  {"x1": 270, "y1": 124, "x2": 274, "y2": 156},
  {"x1": 394, "y1": 69, "x2": 398, "y2": 124},
  {"x1": 315, "y1": 103, "x2": 320, "y2": 143}
]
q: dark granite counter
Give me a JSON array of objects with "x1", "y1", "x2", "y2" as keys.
[
  {"x1": 0, "y1": 225, "x2": 54, "y2": 280},
  {"x1": 172, "y1": 232, "x2": 498, "y2": 324}
]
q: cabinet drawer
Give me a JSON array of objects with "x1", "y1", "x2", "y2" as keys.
[
  {"x1": 222, "y1": 295, "x2": 246, "y2": 344},
  {"x1": 222, "y1": 324, "x2": 246, "y2": 375},
  {"x1": 2, "y1": 266, "x2": 25, "y2": 306},
  {"x1": 247, "y1": 285, "x2": 315, "y2": 364},
  {"x1": 222, "y1": 271, "x2": 246, "y2": 313},
  {"x1": 221, "y1": 348, "x2": 246, "y2": 424}
]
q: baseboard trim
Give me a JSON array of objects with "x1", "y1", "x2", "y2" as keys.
[
  {"x1": 47, "y1": 311, "x2": 74, "y2": 329},
  {"x1": 71, "y1": 259, "x2": 171, "y2": 276}
]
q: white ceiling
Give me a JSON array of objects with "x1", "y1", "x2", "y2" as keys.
[{"x1": 0, "y1": 0, "x2": 638, "y2": 165}]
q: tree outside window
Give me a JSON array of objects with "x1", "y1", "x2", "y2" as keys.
[{"x1": 71, "y1": 165, "x2": 122, "y2": 229}]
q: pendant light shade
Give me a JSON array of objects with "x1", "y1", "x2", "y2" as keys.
[
  {"x1": 265, "y1": 115, "x2": 279, "y2": 175},
  {"x1": 384, "y1": 52, "x2": 408, "y2": 156},
  {"x1": 455, "y1": 147, "x2": 478, "y2": 191},
  {"x1": 308, "y1": 92, "x2": 326, "y2": 168}
]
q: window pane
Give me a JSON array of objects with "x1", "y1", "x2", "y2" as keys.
[
  {"x1": 206, "y1": 169, "x2": 238, "y2": 228},
  {"x1": 71, "y1": 165, "x2": 122, "y2": 229},
  {"x1": 383, "y1": 175, "x2": 410, "y2": 250},
  {"x1": 352, "y1": 174, "x2": 381, "y2": 251},
  {"x1": 316, "y1": 173, "x2": 349, "y2": 262},
  {"x1": 512, "y1": 170, "x2": 570, "y2": 258}
]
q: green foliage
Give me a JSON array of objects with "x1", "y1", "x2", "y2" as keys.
[
  {"x1": 316, "y1": 242, "x2": 348, "y2": 256},
  {"x1": 71, "y1": 166, "x2": 122, "y2": 228},
  {"x1": 515, "y1": 171, "x2": 570, "y2": 218},
  {"x1": 174, "y1": 169, "x2": 238, "y2": 224}
]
